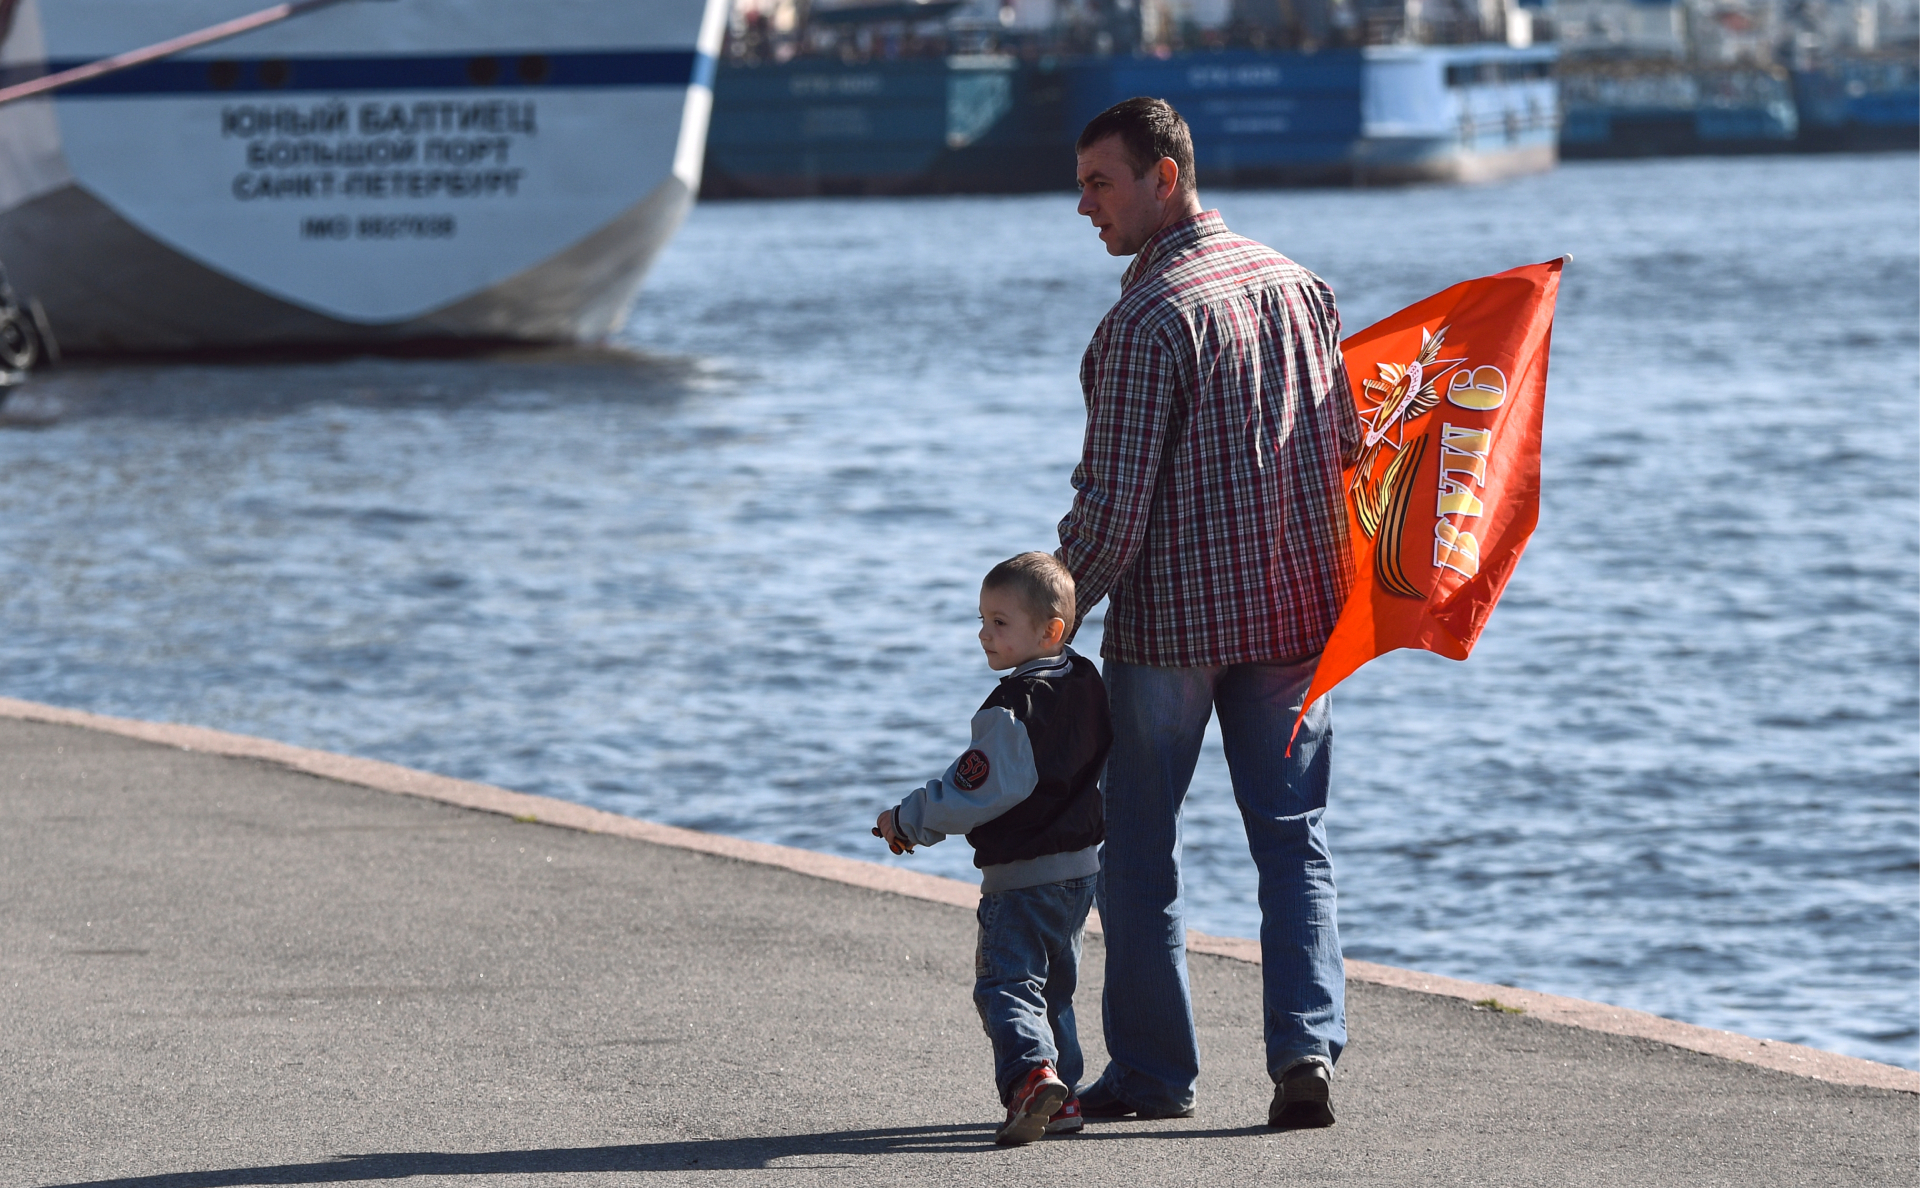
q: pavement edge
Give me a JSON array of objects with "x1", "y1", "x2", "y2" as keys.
[{"x1": 4, "y1": 694, "x2": 1913, "y2": 1096}]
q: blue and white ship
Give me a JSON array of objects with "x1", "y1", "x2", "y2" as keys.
[
  {"x1": 0, "y1": 0, "x2": 727, "y2": 352},
  {"x1": 704, "y1": 0, "x2": 1558, "y2": 198},
  {"x1": 704, "y1": 43, "x2": 1558, "y2": 195}
]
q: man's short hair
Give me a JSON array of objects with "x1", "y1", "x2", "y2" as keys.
[
  {"x1": 983, "y1": 552, "x2": 1076, "y2": 628},
  {"x1": 1075, "y1": 96, "x2": 1197, "y2": 198}
]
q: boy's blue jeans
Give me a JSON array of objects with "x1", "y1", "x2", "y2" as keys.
[
  {"x1": 1086, "y1": 655, "x2": 1344, "y2": 1116},
  {"x1": 973, "y1": 874, "x2": 1097, "y2": 1105}
]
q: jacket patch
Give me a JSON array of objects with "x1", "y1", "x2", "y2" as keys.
[{"x1": 954, "y1": 749, "x2": 991, "y2": 791}]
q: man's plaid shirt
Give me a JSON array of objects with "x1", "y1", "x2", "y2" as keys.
[{"x1": 1058, "y1": 210, "x2": 1361, "y2": 668}]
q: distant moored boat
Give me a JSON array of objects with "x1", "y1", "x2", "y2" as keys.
[{"x1": 0, "y1": 0, "x2": 727, "y2": 353}]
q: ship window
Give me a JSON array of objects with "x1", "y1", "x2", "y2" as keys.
[
  {"x1": 1448, "y1": 61, "x2": 1550, "y2": 86},
  {"x1": 207, "y1": 60, "x2": 240, "y2": 89},
  {"x1": 467, "y1": 57, "x2": 501, "y2": 86},
  {"x1": 258, "y1": 60, "x2": 291, "y2": 88},
  {"x1": 517, "y1": 55, "x2": 551, "y2": 84}
]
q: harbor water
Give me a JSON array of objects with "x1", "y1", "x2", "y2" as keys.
[{"x1": 3, "y1": 154, "x2": 1915, "y2": 1070}]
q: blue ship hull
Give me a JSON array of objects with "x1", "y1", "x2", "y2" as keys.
[
  {"x1": 1560, "y1": 57, "x2": 1918, "y2": 158},
  {"x1": 1067, "y1": 51, "x2": 1365, "y2": 186},
  {"x1": 1559, "y1": 73, "x2": 1801, "y2": 158},
  {"x1": 1794, "y1": 57, "x2": 1920, "y2": 152},
  {"x1": 702, "y1": 55, "x2": 1069, "y2": 196}
]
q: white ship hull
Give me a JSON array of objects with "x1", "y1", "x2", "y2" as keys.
[
  {"x1": 0, "y1": 0, "x2": 727, "y2": 352},
  {"x1": 1355, "y1": 45, "x2": 1558, "y2": 186}
]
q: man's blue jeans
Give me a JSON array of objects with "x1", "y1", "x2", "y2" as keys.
[
  {"x1": 1086, "y1": 655, "x2": 1343, "y2": 1115},
  {"x1": 974, "y1": 874, "x2": 1096, "y2": 1105}
]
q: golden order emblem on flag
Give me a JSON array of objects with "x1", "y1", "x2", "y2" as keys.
[{"x1": 1296, "y1": 258, "x2": 1564, "y2": 734}]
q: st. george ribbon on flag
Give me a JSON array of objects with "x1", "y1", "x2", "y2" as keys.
[{"x1": 1292, "y1": 257, "x2": 1564, "y2": 744}]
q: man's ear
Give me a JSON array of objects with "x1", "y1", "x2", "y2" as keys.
[{"x1": 1156, "y1": 157, "x2": 1179, "y2": 201}]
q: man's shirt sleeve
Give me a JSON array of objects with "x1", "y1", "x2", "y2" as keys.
[
  {"x1": 1056, "y1": 315, "x2": 1181, "y2": 624},
  {"x1": 893, "y1": 706, "x2": 1039, "y2": 847}
]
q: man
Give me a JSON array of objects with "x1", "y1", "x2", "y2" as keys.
[{"x1": 1057, "y1": 97, "x2": 1361, "y2": 1128}]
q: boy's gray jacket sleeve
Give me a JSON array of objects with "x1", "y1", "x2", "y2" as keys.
[{"x1": 893, "y1": 706, "x2": 1038, "y2": 847}]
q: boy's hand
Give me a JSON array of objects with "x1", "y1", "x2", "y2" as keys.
[{"x1": 873, "y1": 808, "x2": 914, "y2": 855}]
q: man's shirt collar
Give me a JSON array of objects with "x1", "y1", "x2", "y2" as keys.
[{"x1": 1121, "y1": 209, "x2": 1227, "y2": 292}]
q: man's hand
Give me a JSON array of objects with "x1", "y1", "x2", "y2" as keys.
[{"x1": 873, "y1": 808, "x2": 914, "y2": 855}]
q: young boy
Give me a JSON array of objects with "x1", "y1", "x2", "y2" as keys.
[{"x1": 875, "y1": 551, "x2": 1111, "y2": 1146}]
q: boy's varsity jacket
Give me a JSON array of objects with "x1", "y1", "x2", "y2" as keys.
[{"x1": 891, "y1": 646, "x2": 1111, "y2": 893}]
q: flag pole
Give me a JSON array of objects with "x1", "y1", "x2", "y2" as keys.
[{"x1": 0, "y1": 0, "x2": 355, "y2": 109}]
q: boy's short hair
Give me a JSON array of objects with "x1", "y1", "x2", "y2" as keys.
[
  {"x1": 1074, "y1": 97, "x2": 1197, "y2": 198},
  {"x1": 983, "y1": 552, "x2": 1076, "y2": 628}
]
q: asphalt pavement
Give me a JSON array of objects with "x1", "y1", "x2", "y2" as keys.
[{"x1": 3, "y1": 715, "x2": 1913, "y2": 1187}]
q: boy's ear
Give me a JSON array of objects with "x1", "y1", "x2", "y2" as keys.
[{"x1": 1044, "y1": 617, "x2": 1067, "y2": 646}]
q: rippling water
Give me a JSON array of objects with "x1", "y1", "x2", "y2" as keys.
[{"x1": 4, "y1": 154, "x2": 1915, "y2": 1069}]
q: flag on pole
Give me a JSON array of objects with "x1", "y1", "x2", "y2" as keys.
[{"x1": 1295, "y1": 258, "x2": 1564, "y2": 737}]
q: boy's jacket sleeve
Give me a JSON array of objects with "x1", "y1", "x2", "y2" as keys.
[{"x1": 893, "y1": 706, "x2": 1039, "y2": 847}]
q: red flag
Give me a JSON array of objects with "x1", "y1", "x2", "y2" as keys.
[{"x1": 1295, "y1": 258, "x2": 1563, "y2": 736}]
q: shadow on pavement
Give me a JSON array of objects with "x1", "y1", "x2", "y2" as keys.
[{"x1": 45, "y1": 1123, "x2": 1280, "y2": 1185}]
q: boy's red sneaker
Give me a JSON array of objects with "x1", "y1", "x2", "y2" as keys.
[
  {"x1": 995, "y1": 1064, "x2": 1069, "y2": 1146},
  {"x1": 1044, "y1": 1095, "x2": 1084, "y2": 1134}
]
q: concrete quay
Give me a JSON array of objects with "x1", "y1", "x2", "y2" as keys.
[{"x1": 2, "y1": 702, "x2": 1914, "y2": 1187}]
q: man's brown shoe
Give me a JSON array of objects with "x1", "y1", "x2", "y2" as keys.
[{"x1": 1267, "y1": 1060, "x2": 1335, "y2": 1129}]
